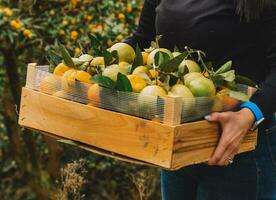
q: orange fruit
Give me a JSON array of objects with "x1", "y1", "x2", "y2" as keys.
[
  {"x1": 87, "y1": 84, "x2": 100, "y2": 106},
  {"x1": 119, "y1": 61, "x2": 130, "y2": 68},
  {"x1": 216, "y1": 89, "x2": 240, "y2": 111},
  {"x1": 90, "y1": 57, "x2": 105, "y2": 66},
  {"x1": 141, "y1": 52, "x2": 149, "y2": 65},
  {"x1": 54, "y1": 63, "x2": 71, "y2": 76},
  {"x1": 132, "y1": 66, "x2": 150, "y2": 76},
  {"x1": 75, "y1": 70, "x2": 92, "y2": 84},
  {"x1": 39, "y1": 76, "x2": 61, "y2": 95},
  {"x1": 127, "y1": 74, "x2": 147, "y2": 93},
  {"x1": 149, "y1": 69, "x2": 158, "y2": 79}
]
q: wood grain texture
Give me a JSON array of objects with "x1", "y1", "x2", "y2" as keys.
[
  {"x1": 19, "y1": 87, "x2": 174, "y2": 168},
  {"x1": 19, "y1": 87, "x2": 257, "y2": 170},
  {"x1": 163, "y1": 96, "x2": 183, "y2": 126},
  {"x1": 171, "y1": 120, "x2": 257, "y2": 169}
]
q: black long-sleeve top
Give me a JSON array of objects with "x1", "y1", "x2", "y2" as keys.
[{"x1": 124, "y1": 0, "x2": 276, "y2": 120}]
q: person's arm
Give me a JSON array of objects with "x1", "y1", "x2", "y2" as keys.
[
  {"x1": 250, "y1": 8, "x2": 276, "y2": 119},
  {"x1": 206, "y1": 7, "x2": 276, "y2": 166},
  {"x1": 124, "y1": 0, "x2": 158, "y2": 49}
]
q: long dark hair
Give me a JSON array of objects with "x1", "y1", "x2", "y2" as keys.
[{"x1": 236, "y1": 0, "x2": 276, "y2": 21}]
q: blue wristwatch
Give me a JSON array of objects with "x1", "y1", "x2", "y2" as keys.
[{"x1": 240, "y1": 101, "x2": 265, "y2": 131}]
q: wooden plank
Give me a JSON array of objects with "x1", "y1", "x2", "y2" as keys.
[
  {"x1": 27, "y1": 127, "x2": 157, "y2": 168},
  {"x1": 19, "y1": 87, "x2": 175, "y2": 168},
  {"x1": 171, "y1": 120, "x2": 257, "y2": 170},
  {"x1": 26, "y1": 63, "x2": 37, "y2": 89},
  {"x1": 163, "y1": 96, "x2": 183, "y2": 126}
]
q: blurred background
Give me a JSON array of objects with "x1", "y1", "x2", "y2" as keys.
[{"x1": 0, "y1": 0, "x2": 161, "y2": 199}]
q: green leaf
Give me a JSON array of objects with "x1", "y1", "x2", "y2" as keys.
[
  {"x1": 131, "y1": 45, "x2": 143, "y2": 73},
  {"x1": 59, "y1": 45, "x2": 75, "y2": 68},
  {"x1": 111, "y1": 50, "x2": 119, "y2": 64},
  {"x1": 215, "y1": 61, "x2": 232, "y2": 74},
  {"x1": 173, "y1": 45, "x2": 180, "y2": 52},
  {"x1": 88, "y1": 33, "x2": 100, "y2": 48},
  {"x1": 47, "y1": 50, "x2": 62, "y2": 66},
  {"x1": 154, "y1": 51, "x2": 171, "y2": 68},
  {"x1": 169, "y1": 74, "x2": 178, "y2": 86},
  {"x1": 178, "y1": 65, "x2": 188, "y2": 83},
  {"x1": 223, "y1": 81, "x2": 238, "y2": 90},
  {"x1": 160, "y1": 75, "x2": 170, "y2": 92},
  {"x1": 227, "y1": 90, "x2": 249, "y2": 102},
  {"x1": 159, "y1": 52, "x2": 188, "y2": 72},
  {"x1": 92, "y1": 75, "x2": 116, "y2": 89},
  {"x1": 235, "y1": 75, "x2": 258, "y2": 88},
  {"x1": 219, "y1": 70, "x2": 236, "y2": 82},
  {"x1": 116, "y1": 73, "x2": 133, "y2": 92},
  {"x1": 103, "y1": 50, "x2": 113, "y2": 67}
]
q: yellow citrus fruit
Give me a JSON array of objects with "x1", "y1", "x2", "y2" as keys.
[
  {"x1": 90, "y1": 57, "x2": 105, "y2": 66},
  {"x1": 119, "y1": 61, "x2": 130, "y2": 68},
  {"x1": 70, "y1": 30, "x2": 78, "y2": 40},
  {"x1": 132, "y1": 66, "x2": 150, "y2": 76},
  {"x1": 61, "y1": 69, "x2": 77, "y2": 92},
  {"x1": 39, "y1": 76, "x2": 61, "y2": 95},
  {"x1": 168, "y1": 84, "x2": 195, "y2": 116},
  {"x1": 138, "y1": 85, "x2": 167, "y2": 117},
  {"x1": 62, "y1": 20, "x2": 69, "y2": 26},
  {"x1": 188, "y1": 77, "x2": 216, "y2": 97},
  {"x1": 53, "y1": 90, "x2": 71, "y2": 100},
  {"x1": 149, "y1": 69, "x2": 159, "y2": 79},
  {"x1": 151, "y1": 79, "x2": 163, "y2": 86},
  {"x1": 54, "y1": 63, "x2": 71, "y2": 76},
  {"x1": 4, "y1": 8, "x2": 13, "y2": 17},
  {"x1": 139, "y1": 85, "x2": 167, "y2": 97},
  {"x1": 75, "y1": 47, "x2": 81, "y2": 55},
  {"x1": 141, "y1": 52, "x2": 149, "y2": 65},
  {"x1": 179, "y1": 60, "x2": 201, "y2": 73},
  {"x1": 127, "y1": 74, "x2": 147, "y2": 93},
  {"x1": 87, "y1": 84, "x2": 100, "y2": 106},
  {"x1": 118, "y1": 13, "x2": 125, "y2": 20},
  {"x1": 147, "y1": 48, "x2": 173, "y2": 66},
  {"x1": 116, "y1": 34, "x2": 124, "y2": 41},
  {"x1": 75, "y1": 70, "x2": 92, "y2": 84},
  {"x1": 184, "y1": 72, "x2": 204, "y2": 87},
  {"x1": 110, "y1": 43, "x2": 135, "y2": 63},
  {"x1": 59, "y1": 29, "x2": 65, "y2": 36},
  {"x1": 10, "y1": 20, "x2": 22, "y2": 29},
  {"x1": 102, "y1": 64, "x2": 128, "y2": 81},
  {"x1": 23, "y1": 29, "x2": 32, "y2": 38}
]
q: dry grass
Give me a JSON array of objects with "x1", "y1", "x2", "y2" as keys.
[{"x1": 56, "y1": 159, "x2": 87, "y2": 200}]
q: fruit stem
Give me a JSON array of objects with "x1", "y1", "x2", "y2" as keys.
[
  {"x1": 153, "y1": 60, "x2": 158, "y2": 85},
  {"x1": 197, "y1": 50, "x2": 212, "y2": 74}
]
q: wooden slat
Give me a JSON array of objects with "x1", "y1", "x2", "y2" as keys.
[
  {"x1": 163, "y1": 96, "x2": 183, "y2": 126},
  {"x1": 27, "y1": 128, "x2": 157, "y2": 168},
  {"x1": 19, "y1": 87, "x2": 175, "y2": 168},
  {"x1": 171, "y1": 120, "x2": 257, "y2": 169}
]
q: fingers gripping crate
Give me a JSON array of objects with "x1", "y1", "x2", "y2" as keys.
[{"x1": 18, "y1": 63, "x2": 258, "y2": 170}]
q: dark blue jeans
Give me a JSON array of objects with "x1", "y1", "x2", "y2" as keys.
[{"x1": 161, "y1": 115, "x2": 276, "y2": 200}]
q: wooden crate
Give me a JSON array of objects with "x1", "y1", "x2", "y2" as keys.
[{"x1": 19, "y1": 87, "x2": 257, "y2": 170}]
